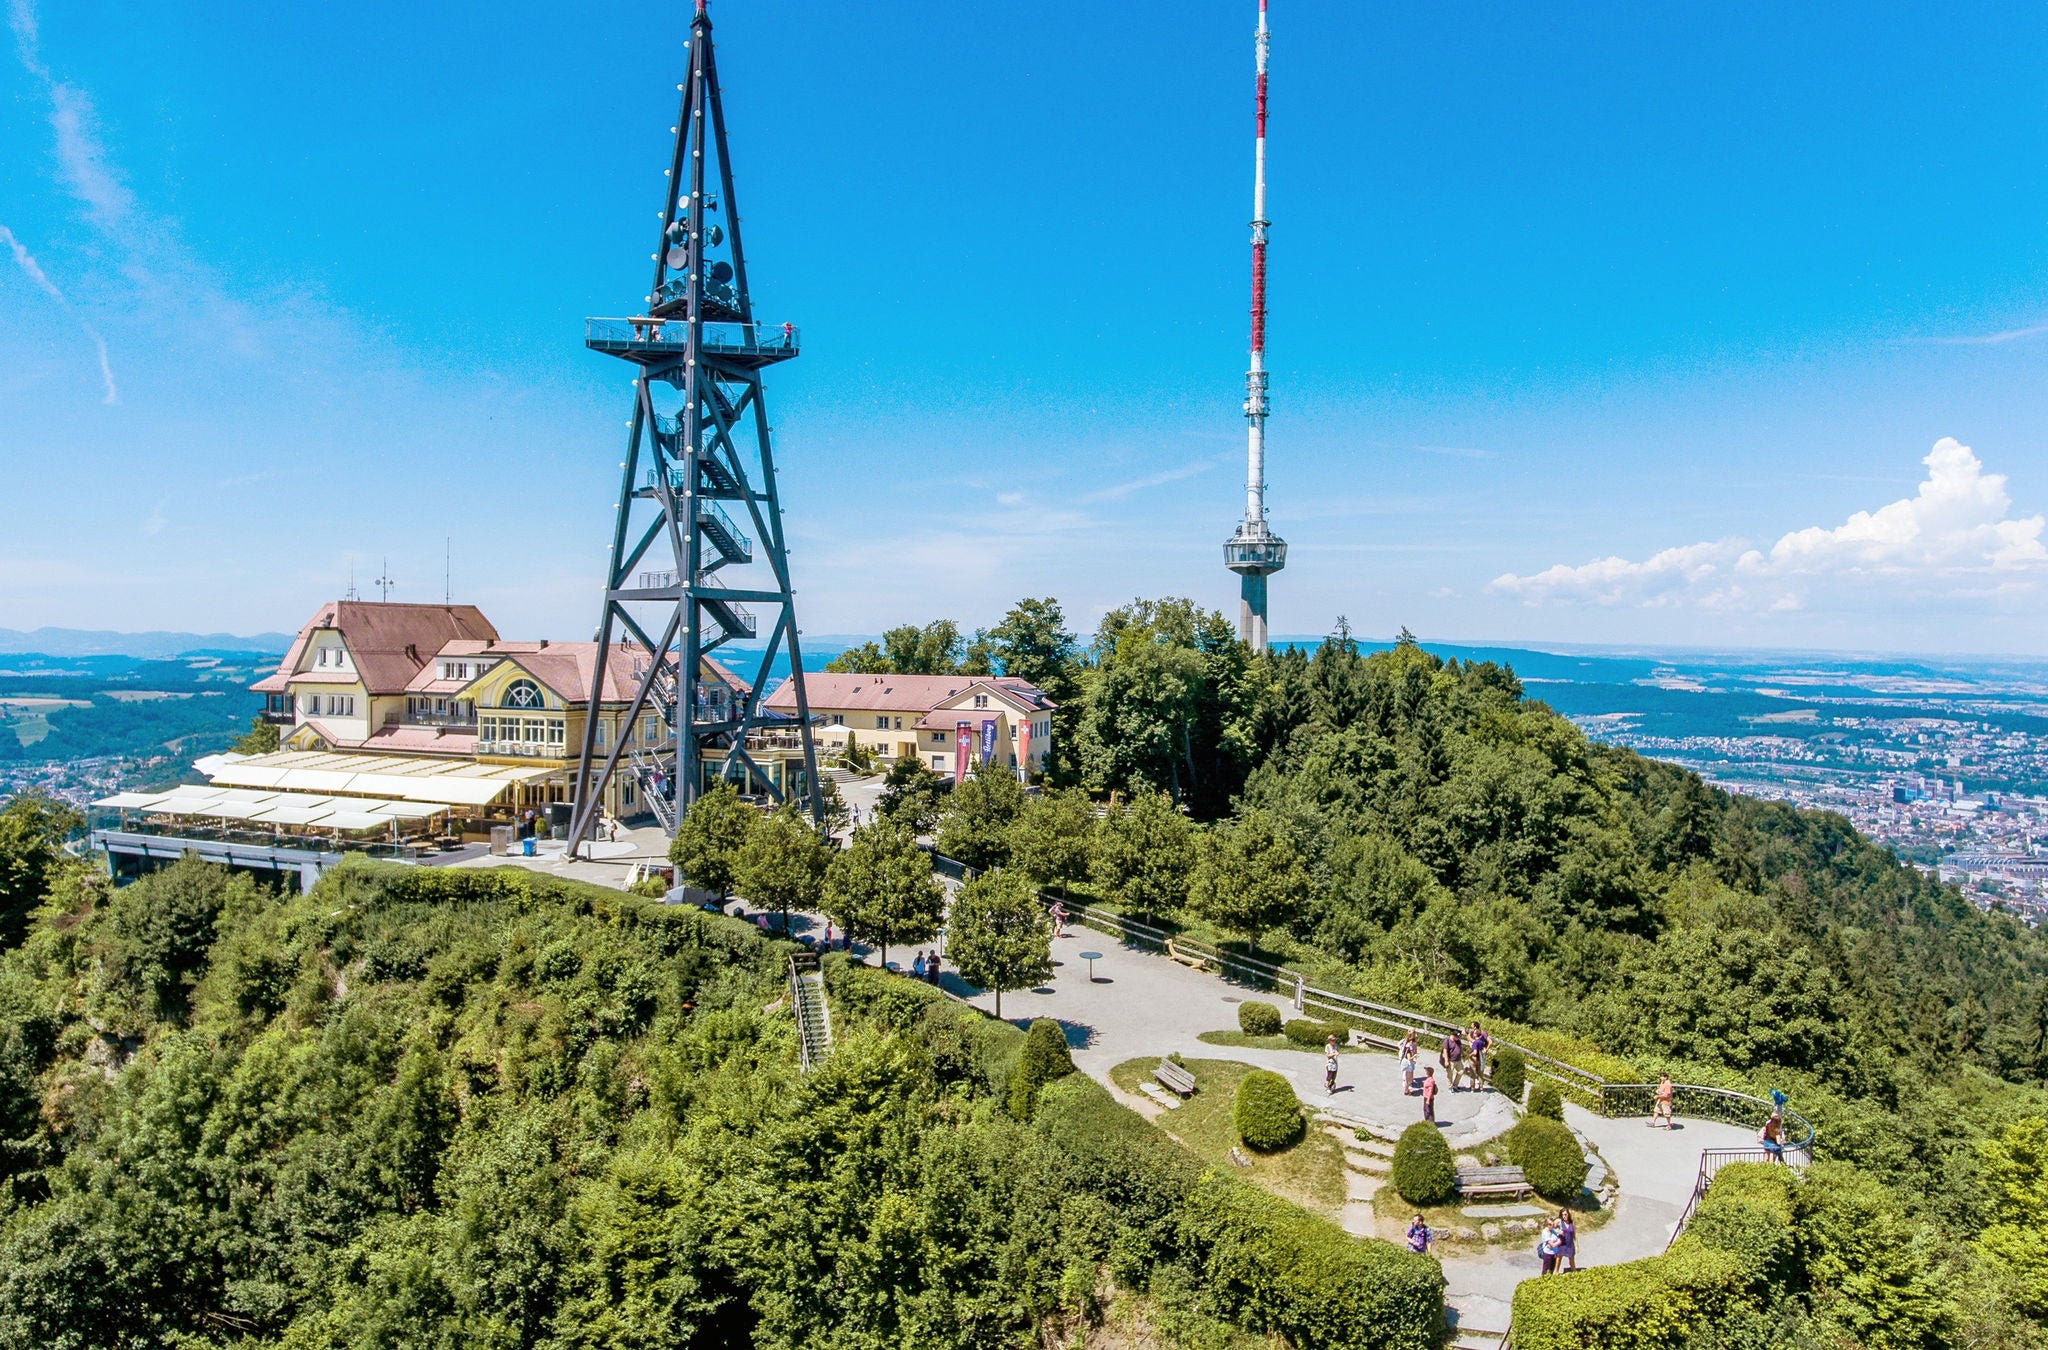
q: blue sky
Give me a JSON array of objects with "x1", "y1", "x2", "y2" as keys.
[{"x1": 3, "y1": 1, "x2": 2046, "y2": 654}]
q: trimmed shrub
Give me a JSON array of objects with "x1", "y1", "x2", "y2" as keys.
[
  {"x1": 1032, "y1": 1076, "x2": 1202, "y2": 1237},
  {"x1": 1008, "y1": 1017, "x2": 1076, "y2": 1120},
  {"x1": 1234, "y1": 1069, "x2": 1304, "y2": 1151},
  {"x1": 1490, "y1": 1045, "x2": 1527, "y2": 1103},
  {"x1": 1238, "y1": 1001, "x2": 1284, "y2": 1037},
  {"x1": 1178, "y1": 1172, "x2": 1446, "y2": 1350},
  {"x1": 1510, "y1": 1162, "x2": 1798, "y2": 1350},
  {"x1": 1391, "y1": 1121, "x2": 1456, "y2": 1205},
  {"x1": 1507, "y1": 1117, "x2": 1589, "y2": 1201},
  {"x1": 1527, "y1": 1079, "x2": 1564, "y2": 1121},
  {"x1": 1282, "y1": 1018, "x2": 1335, "y2": 1048}
]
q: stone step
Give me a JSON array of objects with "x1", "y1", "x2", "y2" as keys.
[
  {"x1": 1136, "y1": 1082, "x2": 1183, "y2": 1110},
  {"x1": 1450, "y1": 1333, "x2": 1507, "y2": 1350},
  {"x1": 1344, "y1": 1154, "x2": 1389, "y2": 1176}
]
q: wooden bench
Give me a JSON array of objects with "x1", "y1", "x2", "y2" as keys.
[
  {"x1": 1153, "y1": 1059, "x2": 1197, "y2": 1098},
  {"x1": 1455, "y1": 1165, "x2": 1533, "y2": 1198}
]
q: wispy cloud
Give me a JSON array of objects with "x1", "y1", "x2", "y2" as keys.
[
  {"x1": 1491, "y1": 439, "x2": 2047, "y2": 612},
  {"x1": 0, "y1": 223, "x2": 117, "y2": 403},
  {"x1": 1929, "y1": 321, "x2": 2048, "y2": 346},
  {"x1": 1083, "y1": 458, "x2": 1218, "y2": 503},
  {"x1": 1415, "y1": 444, "x2": 1495, "y2": 460}
]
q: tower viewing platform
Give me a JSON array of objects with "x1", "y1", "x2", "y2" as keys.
[
  {"x1": 584, "y1": 318, "x2": 800, "y2": 369},
  {"x1": 1224, "y1": 519, "x2": 1288, "y2": 575}
]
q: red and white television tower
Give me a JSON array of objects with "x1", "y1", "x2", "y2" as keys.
[{"x1": 1222, "y1": 0, "x2": 1287, "y2": 653}]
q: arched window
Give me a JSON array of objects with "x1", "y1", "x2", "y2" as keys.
[{"x1": 502, "y1": 678, "x2": 546, "y2": 709}]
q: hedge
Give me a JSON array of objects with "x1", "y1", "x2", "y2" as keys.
[
  {"x1": 1506, "y1": 1117, "x2": 1588, "y2": 1201},
  {"x1": 1527, "y1": 1079, "x2": 1564, "y2": 1120},
  {"x1": 1238, "y1": 1001, "x2": 1284, "y2": 1036},
  {"x1": 1234, "y1": 1069, "x2": 1305, "y2": 1151},
  {"x1": 1510, "y1": 1164, "x2": 1798, "y2": 1349},
  {"x1": 1490, "y1": 1045, "x2": 1527, "y2": 1103},
  {"x1": 1283, "y1": 1018, "x2": 1339, "y2": 1048},
  {"x1": 1009, "y1": 1017, "x2": 1076, "y2": 1120},
  {"x1": 1391, "y1": 1120, "x2": 1456, "y2": 1205},
  {"x1": 1178, "y1": 1172, "x2": 1446, "y2": 1350}
]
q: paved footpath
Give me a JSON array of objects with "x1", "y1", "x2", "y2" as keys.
[{"x1": 954, "y1": 925, "x2": 1762, "y2": 1344}]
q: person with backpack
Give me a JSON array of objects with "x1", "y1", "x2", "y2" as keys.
[
  {"x1": 1407, "y1": 1214, "x2": 1432, "y2": 1255},
  {"x1": 1469, "y1": 1022, "x2": 1491, "y2": 1084},
  {"x1": 1537, "y1": 1220, "x2": 1560, "y2": 1276}
]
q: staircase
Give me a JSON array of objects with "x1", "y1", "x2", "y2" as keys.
[
  {"x1": 630, "y1": 750, "x2": 676, "y2": 831},
  {"x1": 789, "y1": 953, "x2": 831, "y2": 1072}
]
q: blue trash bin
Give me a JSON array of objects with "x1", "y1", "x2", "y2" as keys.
[{"x1": 522, "y1": 837, "x2": 535, "y2": 857}]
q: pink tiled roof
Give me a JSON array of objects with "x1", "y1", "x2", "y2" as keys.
[
  {"x1": 762, "y1": 672, "x2": 1051, "y2": 714},
  {"x1": 360, "y1": 724, "x2": 478, "y2": 756},
  {"x1": 432, "y1": 642, "x2": 752, "y2": 708},
  {"x1": 251, "y1": 601, "x2": 500, "y2": 696}
]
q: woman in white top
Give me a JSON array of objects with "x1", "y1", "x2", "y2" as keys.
[{"x1": 1399, "y1": 1031, "x2": 1418, "y2": 1096}]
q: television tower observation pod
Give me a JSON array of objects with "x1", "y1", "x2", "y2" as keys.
[{"x1": 1223, "y1": 0, "x2": 1286, "y2": 654}]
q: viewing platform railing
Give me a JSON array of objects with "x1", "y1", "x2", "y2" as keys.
[{"x1": 585, "y1": 318, "x2": 799, "y2": 358}]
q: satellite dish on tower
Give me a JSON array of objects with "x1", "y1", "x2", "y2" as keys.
[{"x1": 709, "y1": 260, "x2": 733, "y2": 284}]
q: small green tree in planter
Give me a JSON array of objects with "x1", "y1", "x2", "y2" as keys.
[
  {"x1": 1526, "y1": 1079, "x2": 1564, "y2": 1121},
  {"x1": 1391, "y1": 1121, "x2": 1457, "y2": 1206},
  {"x1": 1233, "y1": 1070, "x2": 1304, "y2": 1151},
  {"x1": 1008, "y1": 1017, "x2": 1076, "y2": 1120},
  {"x1": 1507, "y1": 1117, "x2": 1589, "y2": 1202},
  {"x1": 1238, "y1": 1001, "x2": 1283, "y2": 1037},
  {"x1": 1490, "y1": 1045, "x2": 1527, "y2": 1103}
]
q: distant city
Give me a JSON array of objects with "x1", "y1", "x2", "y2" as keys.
[{"x1": 6, "y1": 630, "x2": 2045, "y2": 922}]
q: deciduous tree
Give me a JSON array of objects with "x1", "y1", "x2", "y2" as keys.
[
  {"x1": 1007, "y1": 788, "x2": 1094, "y2": 898},
  {"x1": 823, "y1": 820, "x2": 944, "y2": 968},
  {"x1": 1188, "y1": 809, "x2": 1308, "y2": 953},
  {"x1": 734, "y1": 805, "x2": 832, "y2": 933},
  {"x1": 946, "y1": 868, "x2": 1053, "y2": 1020},
  {"x1": 935, "y1": 765, "x2": 1025, "y2": 872},
  {"x1": 1089, "y1": 792, "x2": 1196, "y2": 923},
  {"x1": 668, "y1": 783, "x2": 755, "y2": 901}
]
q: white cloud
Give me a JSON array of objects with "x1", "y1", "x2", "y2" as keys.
[
  {"x1": 1491, "y1": 438, "x2": 2047, "y2": 611},
  {"x1": 1082, "y1": 458, "x2": 1218, "y2": 503}
]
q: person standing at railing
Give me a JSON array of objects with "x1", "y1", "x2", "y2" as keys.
[
  {"x1": 1469, "y1": 1022, "x2": 1490, "y2": 1083},
  {"x1": 1651, "y1": 1073, "x2": 1675, "y2": 1129},
  {"x1": 1760, "y1": 1110, "x2": 1786, "y2": 1162},
  {"x1": 781, "y1": 321, "x2": 793, "y2": 348}
]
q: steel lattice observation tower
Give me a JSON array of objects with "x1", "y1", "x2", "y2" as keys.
[
  {"x1": 567, "y1": 0, "x2": 822, "y2": 852},
  {"x1": 1222, "y1": 0, "x2": 1287, "y2": 653}
]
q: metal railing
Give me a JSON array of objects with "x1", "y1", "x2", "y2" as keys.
[
  {"x1": 1666, "y1": 1146, "x2": 1798, "y2": 1252},
  {"x1": 1600, "y1": 1083, "x2": 1815, "y2": 1155},
  {"x1": 789, "y1": 952, "x2": 831, "y2": 1072},
  {"x1": 586, "y1": 318, "x2": 799, "y2": 355}
]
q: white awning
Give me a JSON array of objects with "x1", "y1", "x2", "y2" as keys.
[
  {"x1": 319, "y1": 811, "x2": 391, "y2": 833},
  {"x1": 251, "y1": 802, "x2": 335, "y2": 825},
  {"x1": 367, "y1": 801, "x2": 453, "y2": 819},
  {"x1": 94, "y1": 791, "x2": 166, "y2": 809},
  {"x1": 204, "y1": 750, "x2": 549, "y2": 805}
]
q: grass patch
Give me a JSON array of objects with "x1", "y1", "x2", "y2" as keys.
[{"x1": 1110, "y1": 1056, "x2": 1348, "y2": 1217}]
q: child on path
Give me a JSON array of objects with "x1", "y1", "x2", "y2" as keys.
[
  {"x1": 1407, "y1": 1214, "x2": 1432, "y2": 1255},
  {"x1": 1420, "y1": 1067, "x2": 1439, "y2": 1123},
  {"x1": 1555, "y1": 1208, "x2": 1577, "y2": 1272},
  {"x1": 1324, "y1": 1036, "x2": 1340, "y2": 1095},
  {"x1": 1399, "y1": 1032, "x2": 1418, "y2": 1095},
  {"x1": 1537, "y1": 1220, "x2": 1560, "y2": 1276}
]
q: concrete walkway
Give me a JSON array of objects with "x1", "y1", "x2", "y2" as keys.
[{"x1": 952, "y1": 924, "x2": 1768, "y2": 1344}]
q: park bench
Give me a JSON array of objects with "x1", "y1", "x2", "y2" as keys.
[
  {"x1": 1455, "y1": 1164, "x2": 1533, "y2": 1198},
  {"x1": 1153, "y1": 1059, "x2": 1198, "y2": 1098}
]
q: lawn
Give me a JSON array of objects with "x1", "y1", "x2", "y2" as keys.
[{"x1": 1109, "y1": 1056, "x2": 1349, "y2": 1217}]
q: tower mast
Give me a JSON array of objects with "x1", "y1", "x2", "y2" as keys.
[
  {"x1": 1223, "y1": 0, "x2": 1286, "y2": 652},
  {"x1": 567, "y1": 0, "x2": 822, "y2": 850}
]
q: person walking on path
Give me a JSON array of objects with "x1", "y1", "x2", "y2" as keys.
[
  {"x1": 1760, "y1": 1109, "x2": 1786, "y2": 1162},
  {"x1": 1407, "y1": 1214, "x2": 1432, "y2": 1255},
  {"x1": 1324, "y1": 1036, "x2": 1340, "y2": 1095},
  {"x1": 1399, "y1": 1032, "x2": 1418, "y2": 1096},
  {"x1": 924, "y1": 950, "x2": 941, "y2": 986},
  {"x1": 1555, "y1": 1208, "x2": 1577, "y2": 1272},
  {"x1": 1469, "y1": 1022, "x2": 1490, "y2": 1084},
  {"x1": 1048, "y1": 901, "x2": 1068, "y2": 938},
  {"x1": 1420, "y1": 1066, "x2": 1439, "y2": 1123},
  {"x1": 1442, "y1": 1031, "x2": 1465, "y2": 1091},
  {"x1": 1651, "y1": 1073, "x2": 1676, "y2": 1128}
]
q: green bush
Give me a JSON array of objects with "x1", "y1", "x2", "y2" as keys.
[
  {"x1": 1507, "y1": 1117, "x2": 1589, "y2": 1201},
  {"x1": 1009, "y1": 1017, "x2": 1076, "y2": 1120},
  {"x1": 1391, "y1": 1121, "x2": 1456, "y2": 1205},
  {"x1": 1233, "y1": 1069, "x2": 1305, "y2": 1151},
  {"x1": 1491, "y1": 1045, "x2": 1527, "y2": 1103},
  {"x1": 1527, "y1": 1079, "x2": 1564, "y2": 1120},
  {"x1": 1510, "y1": 1162, "x2": 1798, "y2": 1350},
  {"x1": 1282, "y1": 1017, "x2": 1334, "y2": 1048},
  {"x1": 1177, "y1": 1172, "x2": 1446, "y2": 1350},
  {"x1": 1238, "y1": 1001, "x2": 1284, "y2": 1037}
]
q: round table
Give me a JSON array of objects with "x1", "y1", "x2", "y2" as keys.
[{"x1": 1078, "y1": 950, "x2": 1104, "y2": 981}]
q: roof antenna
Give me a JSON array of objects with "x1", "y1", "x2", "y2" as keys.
[
  {"x1": 373, "y1": 557, "x2": 395, "y2": 603},
  {"x1": 345, "y1": 558, "x2": 359, "y2": 602}
]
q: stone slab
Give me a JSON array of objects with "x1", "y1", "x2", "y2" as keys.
[{"x1": 1460, "y1": 1203, "x2": 1548, "y2": 1218}]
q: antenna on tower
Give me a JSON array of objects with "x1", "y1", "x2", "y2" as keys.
[
  {"x1": 1222, "y1": 0, "x2": 1287, "y2": 653},
  {"x1": 372, "y1": 558, "x2": 395, "y2": 603},
  {"x1": 344, "y1": 559, "x2": 359, "y2": 602}
]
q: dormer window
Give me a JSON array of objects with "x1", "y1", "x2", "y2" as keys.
[
  {"x1": 316, "y1": 648, "x2": 328, "y2": 668},
  {"x1": 503, "y1": 678, "x2": 546, "y2": 709}
]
